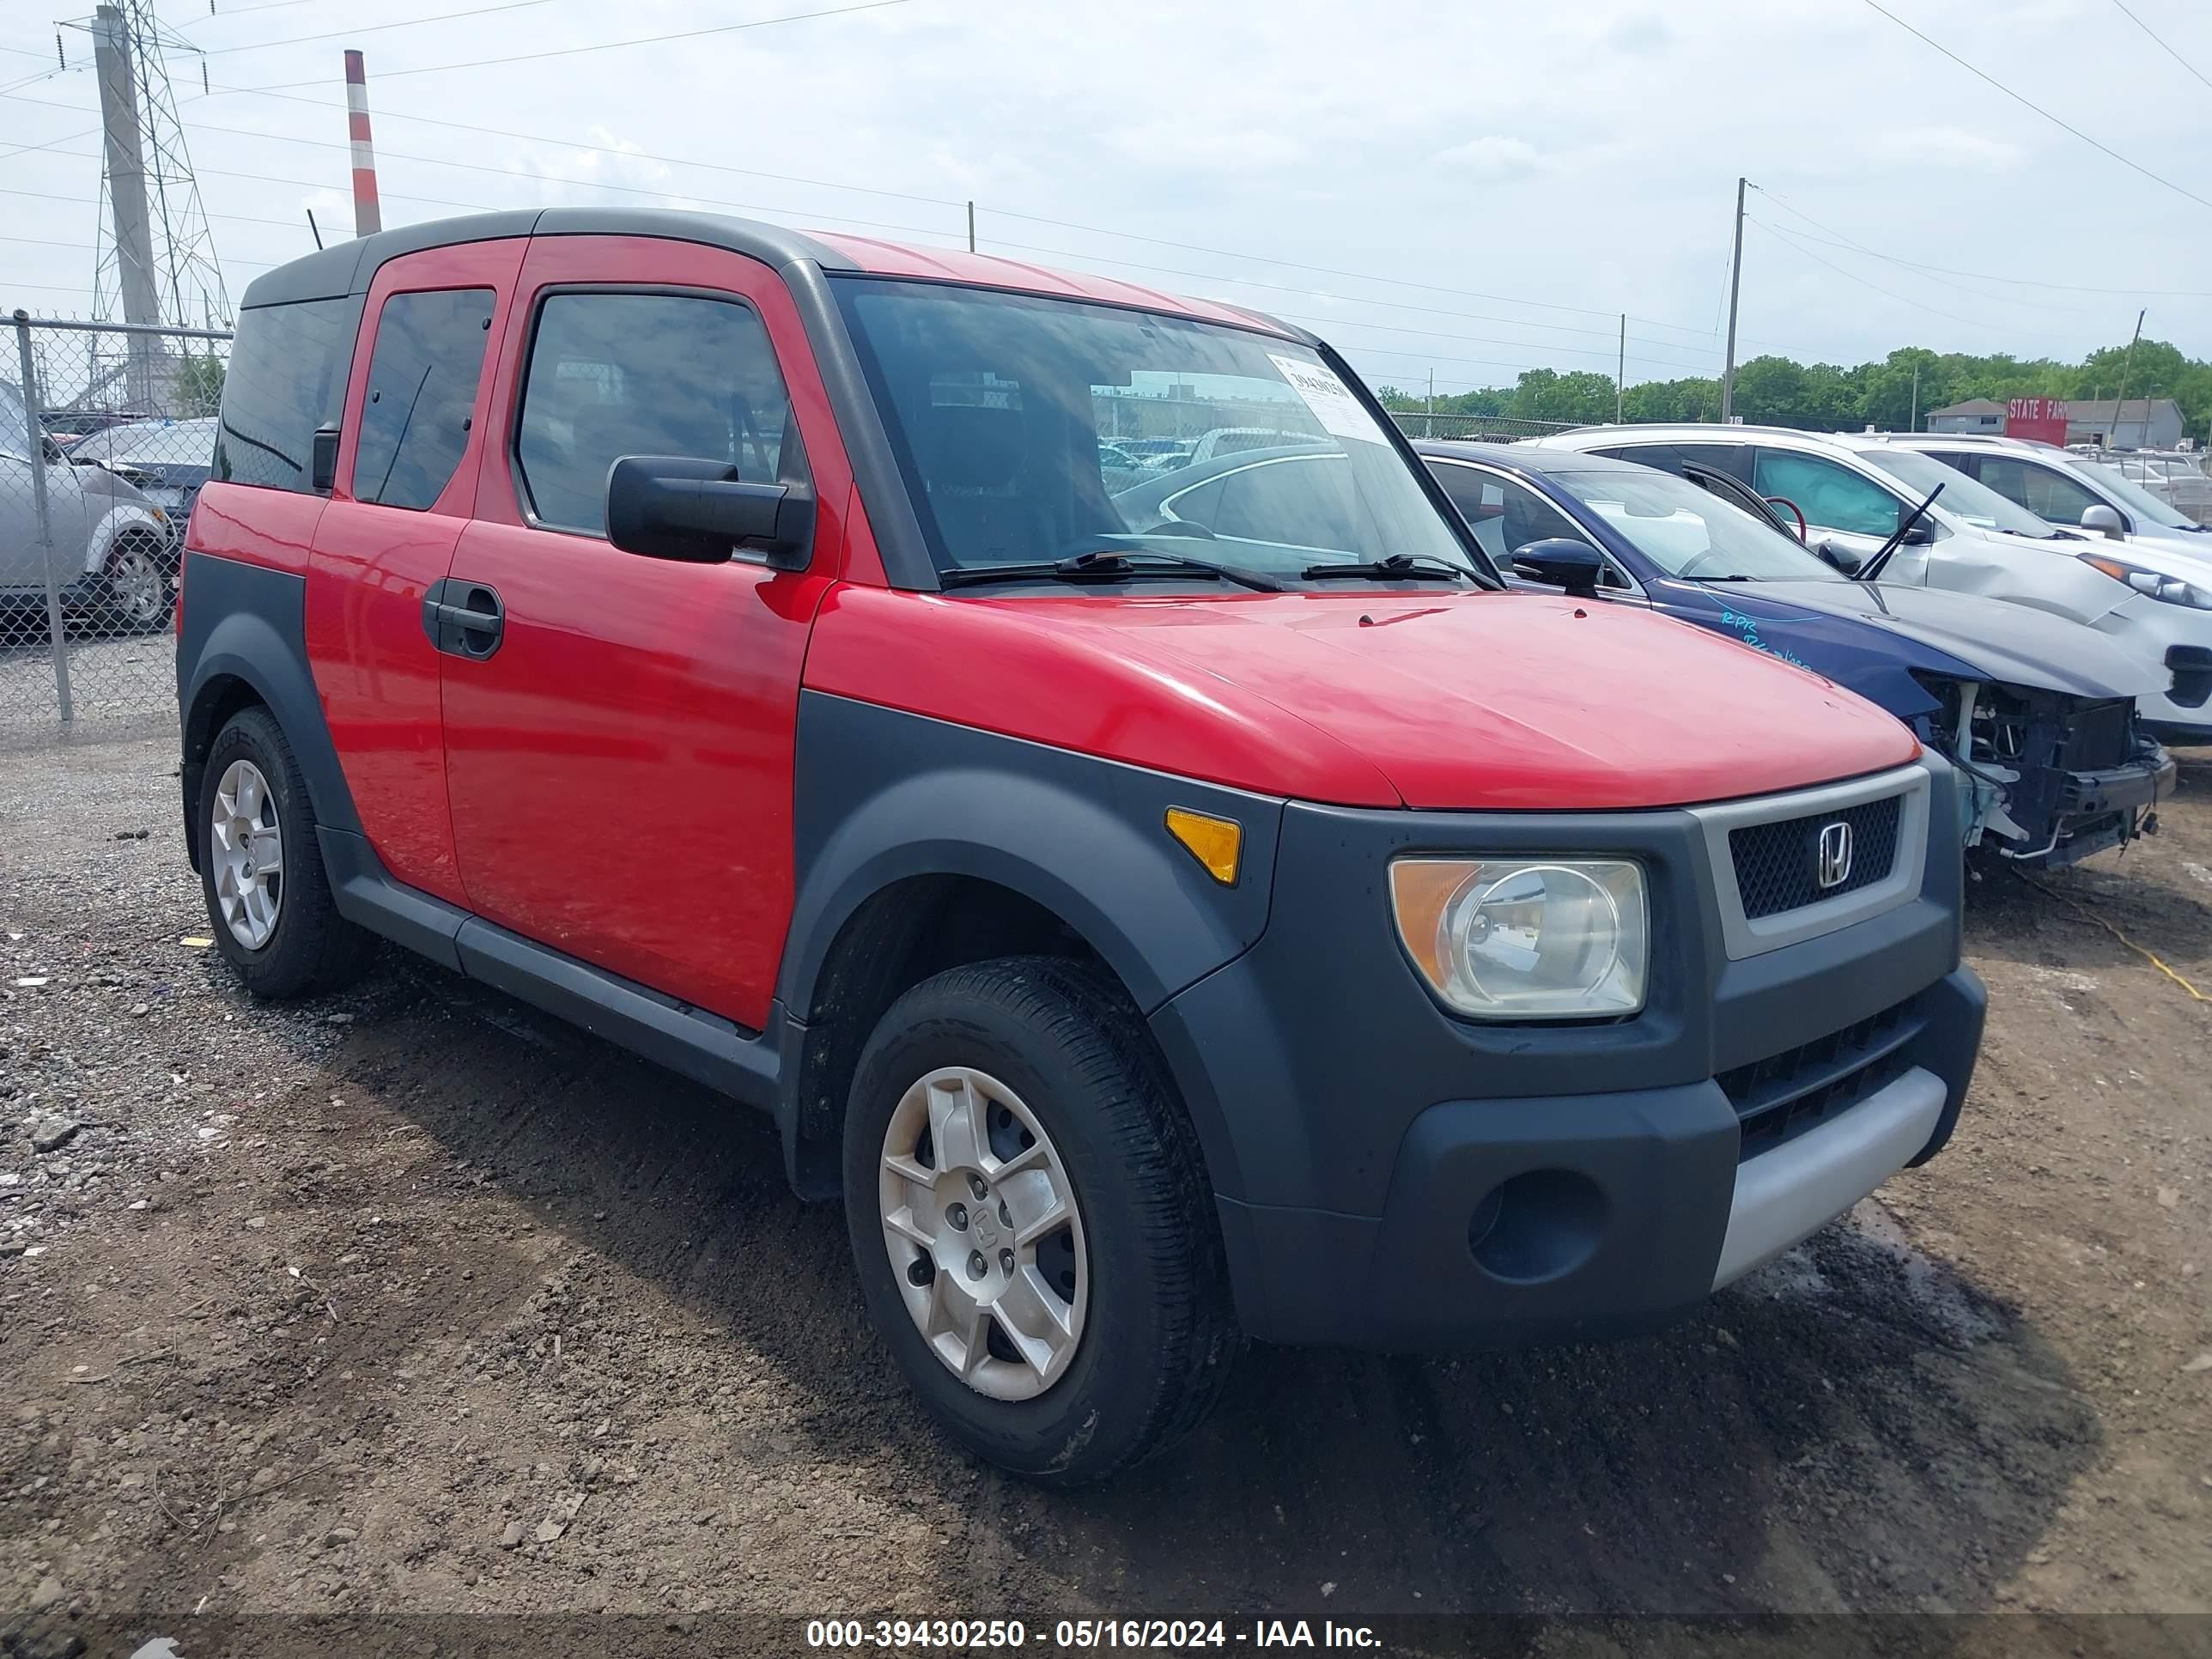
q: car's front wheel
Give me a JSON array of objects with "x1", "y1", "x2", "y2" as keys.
[{"x1": 842, "y1": 957, "x2": 1237, "y2": 1483}]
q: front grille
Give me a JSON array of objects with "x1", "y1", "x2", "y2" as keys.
[
  {"x1": 1720, "y1": 998, "x2": 1921, "y2": 1161},
  {"x1": 2059, "y1": 698, "x2": 2133, "y2": 771},
  {"x1": 1728, "y1": 794, "x2": 1901, "y2": 920}
]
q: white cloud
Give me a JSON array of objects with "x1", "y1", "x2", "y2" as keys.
[
  {"x1": 1, "y1": 0, "x2": 2200, "y2": 370},
  {"x1": 1870, "y1": 125, "x2": 2027, "y2": 172},
  {"x1": 1431, "y1": 136, "x2": 1540, "y2": 178}
]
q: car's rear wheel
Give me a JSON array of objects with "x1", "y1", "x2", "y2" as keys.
[
  {"x1": 842, "y1": 956, "x2": 1237, "y2": 1483},
  {"x1": 98, "y1": 533, "x2": 171, "y2": 634},
  {"x1": 198, "y1": 706, "x2": 377, "y2": 999}
]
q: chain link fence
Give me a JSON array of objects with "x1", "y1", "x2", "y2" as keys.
[
  {"x1": 3, "y1": 312, "x2": 228, "y2": 744},
  {"x1": 1387, "y1": 410, "x2": 1579, "y2": 444}
]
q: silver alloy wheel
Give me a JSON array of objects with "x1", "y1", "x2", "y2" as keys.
[
  {"x1": 878, "y1": 1066, "x2": 1089, "y2": 1401},
  {"x1": 106, "y1": 542, "x2": 167, "y2": 629},
  {"x1": 210, "y1": 759, "x2": 284, "y2": 950}
]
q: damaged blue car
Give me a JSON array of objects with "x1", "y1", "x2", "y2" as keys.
[{"x1": 1409, "y1": 441, "x2": 2174, "y2": 867}]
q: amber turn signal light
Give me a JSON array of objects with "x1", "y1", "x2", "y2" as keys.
[{"x1": 1164, "y1": 808, "x2": 1242, "y2": 886}]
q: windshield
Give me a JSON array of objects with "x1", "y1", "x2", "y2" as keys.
[
  {"x1": 2080, "y1": 459, "x2": 2197, "y2": 528},
  {"x1": 1547, "y1": 468, "x2": 1845, "y2": 582},
  {"x1": 112, "y1": 420, "x2": 216, "y2": 463},
  {"x1": 833, "y1": 278, "x2": 1482, "y2": 580},
  {"x1": 1858, "y1": 447, "x2": 2062, "y2": 538}
]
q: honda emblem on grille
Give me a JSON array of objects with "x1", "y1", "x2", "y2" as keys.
[{"x1": 1816, "y1": 821, "x2": 1854, "y2": 890}]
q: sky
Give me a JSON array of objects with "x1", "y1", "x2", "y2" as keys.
[{"x1": 3, "y1": 0, "x2": 2210, "y2": 399}]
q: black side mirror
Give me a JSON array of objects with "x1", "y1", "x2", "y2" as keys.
[
  {"x1": 606, "y1": 455, "x2": 815, "y2": 570},
  {"x1": 1510, "y1": 538, "x2": 1604, "y2": 599},
  {"x1": 1814, "y1": 539, "x2": 1864, "y2": 574},
  {"x1": 1898, "y1": 520, "x2": 1935, "y2": 546},
  {"x1": 311, "y1": 424, "x2": 340, "y2": 493}
]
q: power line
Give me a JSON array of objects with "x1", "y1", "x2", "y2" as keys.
[
  {"x1": 1857, "y1": 0, "x2": 2212, "y2": 213},
  {"x1": 223, "y1": 0, "x2": 915, "y2": 90},
  {"x1": 1747, "y1": 216, "x2": 2073, "y2": 342},
  {"x1": 189, "y1": 76, "x2": 1740, "y2": 341},
  {"x1": 199, "y1": 80, "x2": 968, "y2": 209},
  {"x1": 109, "y1": 65, "x2": 1759, "y2": 343},
  {"x1": 1747, "y1": 185, "x2": 2127, "y2": 319},
  {"x1": 2106, "y1": 0, "x2": 2212, "y2": 94},
  {"x1": 3, "y1": 88, "x2": 1736, "y2": 366},
  {"x1": 191, "y1": 0, "x2": 562, "y2": 58},
  {"x1": 1753, "y1": 184, "x2": 2212, "y2": 299}
]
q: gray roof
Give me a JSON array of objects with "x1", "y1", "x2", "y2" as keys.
[
  {"x1": 1927, "y1": 398, "x2": 2004, "y2": 417},
  {"x1": 238, "y1": 209, "x2": 859, "y2": 308},
  {"x1": 2061, "y1": 398, "x2": 2181, "y2": 423}
]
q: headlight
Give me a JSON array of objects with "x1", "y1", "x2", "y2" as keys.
[
  {"x1": 2081, "y1": 552, "x2": 2212, "y2": 610},
  {"x1": 1389, "y1": 857, "x2": 1647, "y2": 1020}
]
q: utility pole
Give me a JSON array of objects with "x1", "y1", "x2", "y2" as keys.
[
  {"x1": 1720, "y1": 176, "x2": 1746, "y2": 422},
  {"x1": 91, "y1": 3, "x2": 158, "y2": 406},
  {"x1": 1616, "y1": 313, "x2": 1626, "y2": 422},
  {"x1": 966, "y1": 200, "x2": 975, "y2": 252},
  {"x1": 1425, "y1": 368, "x2": 1434, "y2": 437},
  {"x1": 2112, "y1": 307, "x2": 2147, "y2": 447},
  {"x1": 1909, "y1": 362, "x2": 1919, "y2": 431}
]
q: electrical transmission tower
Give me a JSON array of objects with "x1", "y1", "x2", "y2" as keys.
[{"x1": 67, "y1": 0, "x2": 230, "y2": 407}]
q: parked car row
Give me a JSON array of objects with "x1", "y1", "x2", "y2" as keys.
[{"x1": 2, "y1": 379, "x2": 181, "y2": 632}]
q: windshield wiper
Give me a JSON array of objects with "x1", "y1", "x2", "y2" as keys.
[
  {"x1": 1299, "y1": 553, "x2": 1474, "y2": 583},
  {"x1": 1856, "y1": 483, "x2": 1942, "y2": 584},
  {"x1": 940, "y1": 549, "x2": 1286, "y2": 593}
]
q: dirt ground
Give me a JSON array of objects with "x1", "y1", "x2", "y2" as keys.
[{"x1": 1, "y1": 732, "x2": 2207, "y2": 1653}]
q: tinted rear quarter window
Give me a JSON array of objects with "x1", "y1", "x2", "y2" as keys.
[
  {"x1": 214, "y1": 296, "x2": 362, "y2": 492},
  {"x1": 352, "y1": 288, "x2": 496, "y2": 511}
]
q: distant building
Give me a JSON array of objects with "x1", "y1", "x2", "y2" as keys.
[
  {"x1": 2062, "y1": 398, "x2": 2184, "y2": 450},
  {"x1": 1925, "y1": 398, "x2": 2004, "y2": 434}
]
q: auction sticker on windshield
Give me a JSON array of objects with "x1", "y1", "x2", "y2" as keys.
[{"x1": 1269, "y1": 354, "x2": 1388, "y2": 446}]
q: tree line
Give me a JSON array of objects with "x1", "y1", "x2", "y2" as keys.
[{"x1": 1376, "y1": 337, "x2": 2212, "y2": 439}]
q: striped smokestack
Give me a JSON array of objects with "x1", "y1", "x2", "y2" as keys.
[{"x1": 343, "y1": 48, "x2": 381, "y2": 236}]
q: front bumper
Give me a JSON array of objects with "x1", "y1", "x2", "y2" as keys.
[
  {"x1": 1150, "y1": 760, "x2": 1986, "y2": 1350},
  {"x1": 2034, "y1": 749, "x2": 2178, "y2": 866}
]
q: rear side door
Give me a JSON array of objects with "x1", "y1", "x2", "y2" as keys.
[
  {"x1": 438, "y1": 235, "x2": 851, "y2": 1031},
  {"x1": 1966, "y1": 453, "x2": 2108, "y2": 532},
  {"x1": 306, "y1": 238, "x2": 524, "y2": 908}
]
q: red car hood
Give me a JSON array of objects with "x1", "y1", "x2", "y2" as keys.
[{"x1": 806, "y1": 586, "x2": 1918, "y2": 811}]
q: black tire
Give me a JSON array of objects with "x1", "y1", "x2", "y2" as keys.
[
  {"x1": 198, "y1": 705, "x2": 377, "y2": 999},
  {"x1": 97, "y1": 532, "x2": 173, "y2": 635},
  {"x1": 842, "y1": 956, "x2": 1238, "y2": 1483}
]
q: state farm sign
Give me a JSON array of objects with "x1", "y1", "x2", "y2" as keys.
[{"x1": 2005, "y1": 398, "x2": 2068, "y2": 445}]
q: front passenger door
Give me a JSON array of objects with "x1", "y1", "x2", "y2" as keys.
[{"x1": 439, "y1": 237, "x2": 849, "y2": 1033}]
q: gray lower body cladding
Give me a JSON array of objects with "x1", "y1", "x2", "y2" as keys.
[{"x1": 1153, "y1": 776, "x2": 1984, "y2": 1349}]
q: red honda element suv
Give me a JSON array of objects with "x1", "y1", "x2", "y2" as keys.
[{"x1": 176, "y1": 210, "x2": 1987, "y2": 1481}]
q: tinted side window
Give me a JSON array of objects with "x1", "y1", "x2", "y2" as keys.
[
  {"x1": 1429, "y1": 463, "x2": 1506, "y2": 558},
  {"x1": 352, "y1": 288, "x2": 495, "y2": 511},
  {"x1": 515, "y1": 292, "x2": 794, "y2": 536},
  {"x1": 1589, "y1": 441, "x2": 1683, "y2": 476},
  {"x1": 1204, "y1": 457, "x2": 1364, "y2": 549},
  {"x1": 1495, "y1": 477, "x2": 1589, "y2": 553},
  {"x1": 214, "y1": 296, "x2": 361, "y2": 492},
  {"x1": 1670, "y1": 442, "x2": 1753, "y2": 483},
  {"x1": 1975, "y1": 457, "x2": 2100, "y2": 525},
  {"x1": 1752, "y1": 449, "x2": 1902, "y2": 538}
]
